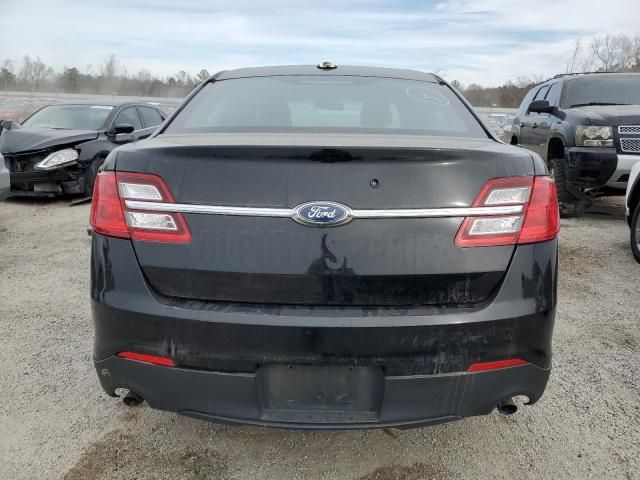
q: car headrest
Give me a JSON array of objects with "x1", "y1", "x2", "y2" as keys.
[
  {"x1": 257, "y1": 97, "x2": 292, "y2": 127},
  {"x1": 360, "y1": 102, "x2": 392, "y2": 128}
]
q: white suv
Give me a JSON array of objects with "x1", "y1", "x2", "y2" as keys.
[{"x1": 626, "y1": 161, "x2": 640, "y2": 262}]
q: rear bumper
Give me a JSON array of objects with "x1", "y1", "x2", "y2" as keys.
[
  {"x1": 95, "y1": 355, "x2": 549, "y2": 429},
  {"x1": 91, "y1": 233, "x2": 557, "y2": 428}
]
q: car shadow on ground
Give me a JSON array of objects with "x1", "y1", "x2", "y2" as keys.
[
  {"x1": 4, "y1": 196, "x2": 89, "y2": 207},
  {"x1": 583, "y1": 196, "x2": 626, "y2": 220}
]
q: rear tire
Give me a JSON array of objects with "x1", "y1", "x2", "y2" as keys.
[
  {"x1": 550, "y1": 157, "x2": 580, "y2": 218},
  {"x1": 83, "y1": 156, "x2": 104, "y2": 197},
  {"x1": 631, "y1": 204, "x2": 640, "y2": 263}
]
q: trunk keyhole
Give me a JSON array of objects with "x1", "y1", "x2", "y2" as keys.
[{"x1": 370, "y1": 178, "x2": 380, "y2": 188}]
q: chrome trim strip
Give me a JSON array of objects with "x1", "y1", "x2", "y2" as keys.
[
  {"x1": 351, "y1": 205, "x2": 522, "y2": 218},
  {"x1": 125, "y1": 200, "x2": 291, "y2": 217},
  {"x1": 125, "y1": 200, "x2": 523, "y2": 218}
]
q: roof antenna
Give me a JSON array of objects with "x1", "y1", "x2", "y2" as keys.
[{"x1": 317, "y1": 61, "x2": 337, "y2": 70}]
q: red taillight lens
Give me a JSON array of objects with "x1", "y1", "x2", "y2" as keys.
[
  {"x1": 455, "y1": 176, "x2": 559, "y2": 248},
  {"x1": 89, "y1": 171, "x2": 191, "y2": 244},
  {"x1": 118, "y1": 171, "x2": 191, "y2": 244},
  {"x1": 117, "y1": 351, "x2": 175, "y2": 367},
  {"x1": 467, "y1": 358, "x2": 528, "y2": 372},
  {"x1": 518, "y1": 176, "x2": 560, "y2": 244},
  {"x1": 90, "y1": 172, "x2": 130, "y2": 239}
]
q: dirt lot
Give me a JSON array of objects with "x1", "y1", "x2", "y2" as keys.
[{"x1": 0, "y1": 196, "x2": 638, "y2": 480}]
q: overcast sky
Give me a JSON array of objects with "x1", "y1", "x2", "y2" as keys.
[{"x1": 1, "y1": 0, "x2": 639, "y2": 86}]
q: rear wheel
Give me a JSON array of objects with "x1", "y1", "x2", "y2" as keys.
[
  {"x1": 550, "y1": 157, "x2": 580, "y2": 218},
  {"x1": 631, "y1": 204, "x2": 640, "y2": 263}
]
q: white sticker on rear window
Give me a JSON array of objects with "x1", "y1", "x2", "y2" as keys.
[{"x1": 406, "y1": 86, "x2": 450, "y2": 105}]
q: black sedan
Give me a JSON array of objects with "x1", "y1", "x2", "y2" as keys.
[
  {"x1": 0, "y1": 101, "x2": 165, "y2": 198},
  {"x1": 90, "y1": 64, "x2": 560, "y2": 429}
]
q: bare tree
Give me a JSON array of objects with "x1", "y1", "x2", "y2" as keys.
[
  {"x1": 136, "y1": 69, "x2": 152, "y2": 82},
  {"x1": 31, "y1": 58, "x2": 53, "y2": 87},
  {"x1": 2, "y1": 52, "x2": 205, "y2": 96},
  {"x1": 449, "y1": 79, "x2": 462, "y2": 90},
  {"x1": 616, "y1": 35, "x2": 634, "y2": 70},
  {"x1": 0, "y1": 59, "x2": 16, "y2": 90},
  {"x1": 100, "y1": 54, "x2": 120, "y2": 93},
  {"x1": 18, "y1": 55, "x2": 33, "y2": 83},
  {"x1": 2, "y1": 59, "x2": 14, "y2": 73},
  {"x1": 175, "y1": 70, "x2": 189, "y2": 86},
  {"x1": 565, "y1": 39, "x2": 582, "y2": 73},
  {"x1": 196, "y1": 69, "x2": 210, "y2": 83},
  {"x1": 633, "y1": 36, "x2": 640, "y2": 71},
  {"x1": 590, "y1": 34, "x2": 624, "y2": 71},
  {"x1": 100, "y1": 54, "x2": 118, "y2": 79}
]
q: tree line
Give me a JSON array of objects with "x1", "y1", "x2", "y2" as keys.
[
  {"x1": 1, "y1": 34, "x2": 639, "y2": 105},
  {"x1": 453, "y1": 34, "x2": 640, "y2": 108},
  {"x1": 0, "y1": 54, "x2": 209, "y2": 98}
]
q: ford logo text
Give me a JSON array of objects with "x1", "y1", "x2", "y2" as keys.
[{"x1": 293, "y1": 201, "x2": 352, "y2": 227}]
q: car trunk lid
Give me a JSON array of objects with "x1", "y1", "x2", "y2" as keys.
[{"x1": 115, "y1": 133, "x2": 534, "y2": 306}]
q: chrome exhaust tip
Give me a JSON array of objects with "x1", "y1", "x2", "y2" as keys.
[
  {"x1": 497, "y1": 397, "x2": 518, "y2": 415},
  {"x1": 122, "y1": 390, "x2": 144, "y2": 407}
]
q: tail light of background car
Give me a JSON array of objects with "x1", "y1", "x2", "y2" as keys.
[
  {"x1": 455, "y1": 176, "x2": 559, "y2": 247},
  {"x1": 90, "y1": 171, "x2": 191, "y2": 244}
]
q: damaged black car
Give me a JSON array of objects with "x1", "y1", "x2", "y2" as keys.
[
  {"x1": 0, "y1": 102, "x2": 165, "y2": 199},
  {"x1": 91, "y1": 64, "x2": 560, "y2": 429}
]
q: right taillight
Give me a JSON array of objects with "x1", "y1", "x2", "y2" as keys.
[
  {"x1": 517, "y1": 176, "x2": 560, "y2": 244},
  {"x1": 90, "y1": 171, "x2": 191, "y2": 244},
  {"x1": 455, "y1": 176, "x2": 559, "y2": 248}
]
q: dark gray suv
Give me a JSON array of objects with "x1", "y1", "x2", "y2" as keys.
[{"x1": 510, "y1": 72, "x2": 640, "y2": 217}]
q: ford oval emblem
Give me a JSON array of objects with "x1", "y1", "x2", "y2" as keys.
[{"x1": 293, "y1": 201, "x2": 353, "y2": 227}]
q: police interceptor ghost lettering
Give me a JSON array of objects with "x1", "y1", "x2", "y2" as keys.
[{"x1": 90, "y1": 65, "x2": 559, "y2": 429}]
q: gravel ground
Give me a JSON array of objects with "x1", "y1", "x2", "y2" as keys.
[{"x1": 0, "y1": 196, "x2": 638, "y2": 480}]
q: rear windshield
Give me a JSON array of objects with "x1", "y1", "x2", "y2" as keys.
[
  {"x1": 22, "y1": 105, "x2": 113, "y2": 130},
  {"x1": 562, "y1": 75, "x2": 640, "y2": 108},
  {"x1": 164, "y1": 76, "x2": 487, "y2": 138}
]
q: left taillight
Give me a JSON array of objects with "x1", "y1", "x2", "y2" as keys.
[
  {"x1": 90, "y1": 172, "x2": 130, "y2": 239},
  {"x1": 455, "y1": 176, "x2": 559, "y2": 248},
  {"x1": 90, "y1": 171, "x2": 191, "y2": 244}
]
